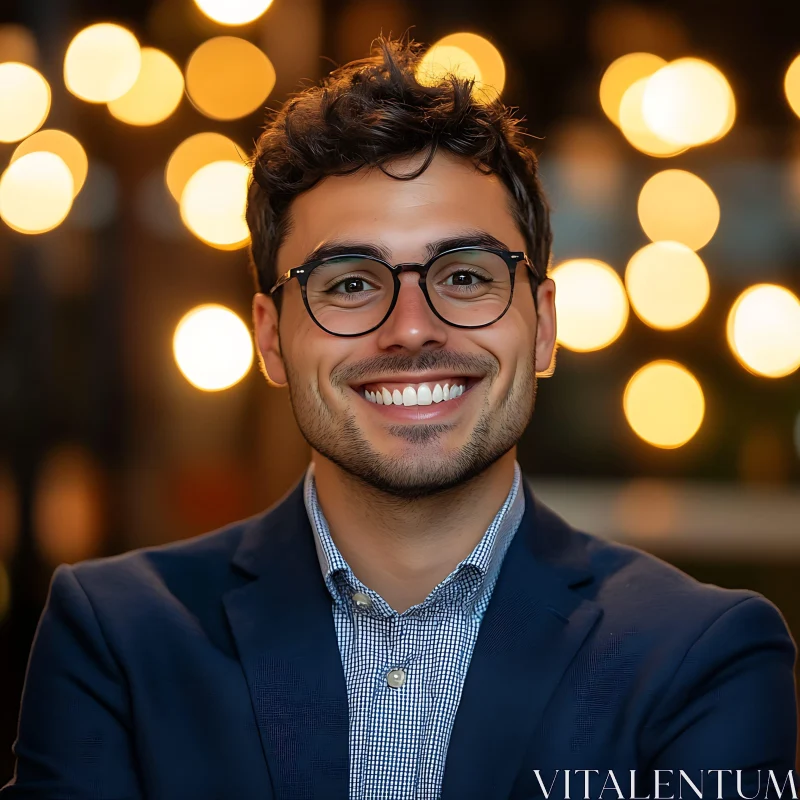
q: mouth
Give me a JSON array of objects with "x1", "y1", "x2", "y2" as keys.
[{"x1": 348, "y1": 374, "x2": 482, "y2": 414}]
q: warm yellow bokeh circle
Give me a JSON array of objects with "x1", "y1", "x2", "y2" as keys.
[
  {"x1": 0, "y1": 62, "x2": 51, "y2": 143},
  {"x1": 179, "y1": 160, "x2": 251, "y2": 249},
  {"x1": 618, "y1": 77, "x2": 687, "y2": 158},
  {"x1": 726, "y1": 284, "x2": 800, "y2": 378},
  {"x1": 417, "y1": 44, "x2": 483, "y2": 89},
  {"x1": 173, "y1": 304, "x2": 254, "y2": 391},
  {"x1": 193, "y1": 0, "x2": 275, "y2": 26},
  {"x1": 0, "y1": 151, "x2": 74, "y2": 234},
  {"x1": 624, "y1": 360, "x2": 705, "y2": 449},
  {"x1": 185, "y1": 37, "x2": 276, "y2": 121},
  {"x1": 637, "y1": 169, "x2": 720, "y2": 251},
  {"x1": 642, "y1": 58, "x2": 735, "y2": 147},
  {"x1": 11, "y1": 129, "x2": 88, "y2": 197},
  {"x1": 64, "y1": 23, "x2": 142, "y2": 103},
  {"x1": 427, "y1": 33, "x2": 506, "y2": 99},
  {"x1": 625, "y1": 241, "x2": 710, "y2": 330},
  {"x1": 785, "y1": 54, "x2": 800, "y2": 118},
  {"x1": 551, "y1": 259, "x2": 629, "y2": 352},
  {"x1": 108, "y1": 47, "x2": 184, "y2": 125},
  {"x1": 165, "y1": 132, "x2": 245, "y2": 202},
  {"x1": 599, "y1": 52, "x2": 666, "y2": 128}
]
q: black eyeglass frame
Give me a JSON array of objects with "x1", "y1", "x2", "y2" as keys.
[{"x1": 268, "y1": 246, "x2": 541, "y2": 338}]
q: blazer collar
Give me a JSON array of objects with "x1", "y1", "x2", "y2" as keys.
[
  {"x1": 230, "y1": 472, "x2": 594, "y2": 585},
  {"x1": 224, "y1": 471, "x2": 600, "y2": 800}
]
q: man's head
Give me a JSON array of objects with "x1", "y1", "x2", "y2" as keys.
[{"x1": 248, "y1": 36, "x2": 557, "y2": 500}]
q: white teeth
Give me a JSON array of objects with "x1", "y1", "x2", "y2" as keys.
[
  {"x1": 402, "y1": 387, "x2": 417, "y2": 406},
  {"x1": 364, "y1": 382, "x2": 467, "y2": 405}
]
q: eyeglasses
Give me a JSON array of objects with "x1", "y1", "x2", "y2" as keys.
[{"x1": 269, "y1": 246, "x2": 541, "y2": 337}]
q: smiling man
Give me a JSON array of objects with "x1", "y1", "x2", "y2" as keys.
[{"x1": 3, "y1": 36, "x2": 797, "y2": 800}]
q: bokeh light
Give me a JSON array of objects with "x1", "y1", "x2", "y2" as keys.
[
  {"x1": 11, "y1": 129, "x2": 88, "y2": 197},
  {"x1": 173, "y1": 304, "x2": 254, "y2": 391},
  {"x1": 33, "y1": 445, "x2": 106, "y2": 566},
  {"x1": 193, "y1": 0, "x2": 275, "y2": 26},
  {"x1": 179, "y1": 160, "x2": 251, "y2": 249},
  {"x1": 108, "y1": 47, "x2": 184, "y2": 125},
  {"x1": 0, "y1": 62, "x2": 51, "y2": 143},
  {"x1": 551, "y1": 258, "x2": 629, "y2": 352},
  {"x1": 727, "y1": 284, "x2": 800, "y2": 378},
  {"x1": 785, "y1": 54, "x2": 800, "y2": 119},
  {"x1": 185, "y1": 37, "x2": 276, "y2": 120},
  {"x1": 618, "y1": 77, "x2": 687, "y2": 157},
  {"x1": 425, "y1": 33, "x2": 506, "y2": 98},
  {"x1": 0, "y1": 24, "x2": 39, "y2": 66},
  {"x1": 165, "y1": 132, "x2": 244, "y2": 202},
  {"x1": 417, "y1": 44, "x2": 483, "y2": 90},
  {"x1": 64, "y1": 23, "x2": 142, "y2": 103},
  {"x1": 624, "y1": 360, "x2": 705, "y2": 448},
  {"x1": 0, "y1": 151, "x2": 74, "y2": 234},
  {"x1": 642, "y1": 58, "x2": 735, "y2": 147},
  {"x1": 637, "y1": 169, "x2": 720, "y2": 250},
  {"x1": 625, "y1": 241, "x2": 710, "y2": 330},
  {"x1": 599, "y1": 52, "x2": 666, "y2": 127}
]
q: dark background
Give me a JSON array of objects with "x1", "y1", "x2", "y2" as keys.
[{"x1": 1, "y1": 0, "x2": 798, "y2": 780}]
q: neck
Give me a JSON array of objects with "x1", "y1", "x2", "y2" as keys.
[{"x1": 311, "y1": 450, "x2": 517, "y2": 613}]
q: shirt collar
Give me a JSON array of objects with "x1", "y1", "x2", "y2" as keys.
[{"x1": 303, "y1": 460, "x2": 525, "y2": 618}]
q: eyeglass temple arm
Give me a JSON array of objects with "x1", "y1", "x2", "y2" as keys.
[
  {"x1": 522, "y1": 256, "x2": 543, "y2": 283},
  {"x1": 269, "y1": 270, "x2": 294, "y2": 294}
]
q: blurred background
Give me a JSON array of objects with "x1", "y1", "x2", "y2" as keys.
[{"x1": 0, "y1": 0, "x2": 799, "y2": 779}]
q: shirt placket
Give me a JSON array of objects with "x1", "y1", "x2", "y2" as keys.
[{"x1": 360, "y1": 607, "x2": 423, "y2": 800}]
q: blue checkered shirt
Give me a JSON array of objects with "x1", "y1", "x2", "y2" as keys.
[{"x1": 302, "y1": 461, "x2": 525, "y2": 800}]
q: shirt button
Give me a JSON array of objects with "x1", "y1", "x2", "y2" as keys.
[
  {"x1": 352, "y1": 591, "x2": 372, "y2": 609},
  {"x1": 386, "y1": 668, "x2": 407, "y2": 688}
]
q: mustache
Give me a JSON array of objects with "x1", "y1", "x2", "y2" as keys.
[{"x1": 331, "y1": 350, "x2": 500, "y2": 386}]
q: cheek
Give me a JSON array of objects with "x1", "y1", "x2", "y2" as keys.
[{"x1": 475, "y1": 316, "x2": 535, "y2": 378}]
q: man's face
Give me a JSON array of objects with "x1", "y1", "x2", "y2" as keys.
[{"x1": 253, "y1": 151, "x2": 556, "y2": 499}]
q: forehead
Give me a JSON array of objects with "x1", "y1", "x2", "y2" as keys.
[{"x1": 280, "y1": 151, "x2": 522, "y2": 265}]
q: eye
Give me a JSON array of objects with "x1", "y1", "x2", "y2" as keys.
[
  {"x1": 443, "y1": 269, "x2": 492, "y2": 286},
  {"x1": 329, "y1": 276, "x2": 378, "y2": 294}
]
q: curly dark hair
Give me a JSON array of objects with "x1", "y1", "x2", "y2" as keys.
[{"x1": 245, "y1": 34, "x2": 552, "y2": 312}]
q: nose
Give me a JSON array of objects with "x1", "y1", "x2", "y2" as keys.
[{"x1": 374, "y1": 271, "x2": 449, "y2": 352}]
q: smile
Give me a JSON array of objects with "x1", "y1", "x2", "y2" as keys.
[
  {"x1": 349, "y1": 375, "x2": 481, "y2": 418},
  {"x1": 363, "y1": 380, "x2": 466, "y2": 406}
]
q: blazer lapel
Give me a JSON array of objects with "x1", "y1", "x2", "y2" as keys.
[
  {"x1": 441, "y1": 480, "x2": 602, "y2": 800},
  {"x1": 222, "y1": 477, "x2": 349, "y2": 800}
]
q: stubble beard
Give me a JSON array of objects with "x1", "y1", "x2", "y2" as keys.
[{"x1": 284, "y1": 352, "x2": 537, "y2": 500}]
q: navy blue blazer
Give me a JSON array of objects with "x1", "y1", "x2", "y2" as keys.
[{"x1": 2, "y1": 475, "x2": 797, "y2": 799}]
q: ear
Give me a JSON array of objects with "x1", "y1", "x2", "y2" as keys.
[
  {"x1": 252, "y1": 293, "x2": 288, "y2": 387},
  {"x1": 534, "y1": 277, "x2": 558, "y2": 378}
]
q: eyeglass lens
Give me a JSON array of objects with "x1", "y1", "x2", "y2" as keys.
[{"x1": 304, "y1": 249, "x2": 513, "y2": 335}]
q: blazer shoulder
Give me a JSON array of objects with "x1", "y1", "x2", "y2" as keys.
[
  {"x1": 535, "y1": 498, "x2": 786, "y2": 635},
  {"x1": 59, "y1": 506, "x2": 278, "y2": 635},
  {"x1": 70, "y1": 513, "x2": 251, "y2": 587}
]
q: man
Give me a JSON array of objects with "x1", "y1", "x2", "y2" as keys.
[{"x1": 3, "y1": 36, "x2": 797, "y2": 800}]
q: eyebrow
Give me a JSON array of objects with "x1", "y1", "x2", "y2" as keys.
[{"x1": 300, "y1": 228, "x2": 511, "y2": 265}]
